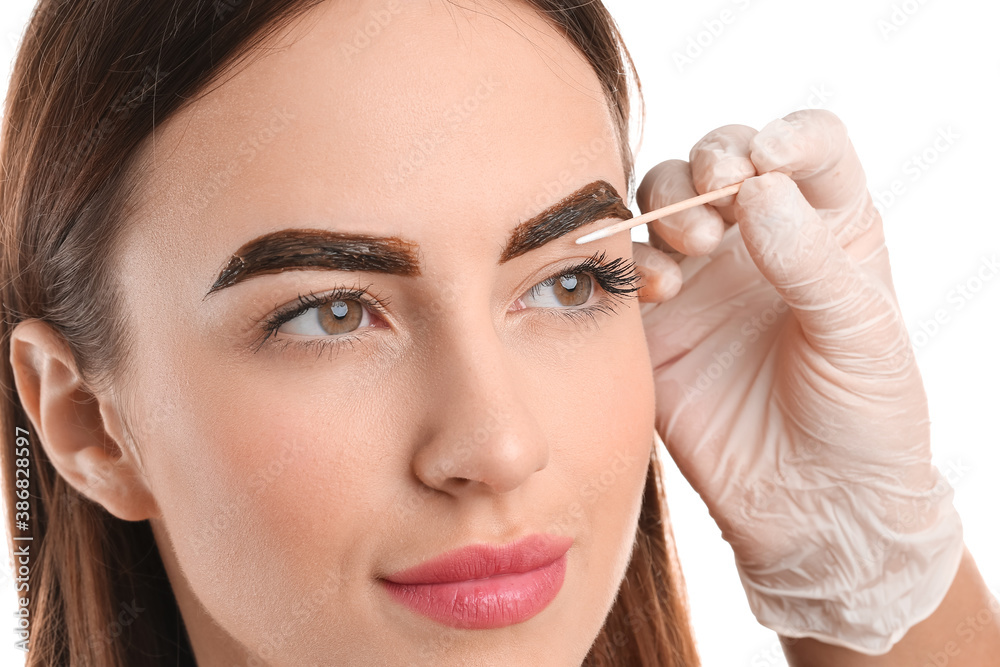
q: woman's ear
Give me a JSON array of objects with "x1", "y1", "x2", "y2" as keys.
[{"x1": 8, "y1": 319, "x2": 159, "y2": 522}]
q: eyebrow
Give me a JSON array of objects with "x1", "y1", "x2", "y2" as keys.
[{"x1": 205, "y1": 179, "x2": 632, "y2": 296}]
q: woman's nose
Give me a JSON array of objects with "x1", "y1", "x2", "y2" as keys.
[{"x1": 409, "y1": 332, "x2": 550, "y2": 497}]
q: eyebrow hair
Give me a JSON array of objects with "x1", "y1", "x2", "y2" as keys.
[
  {"x1": 205, "y1": 179, "x2": 632, "y2": 296},
  {"x1": 498, "y1": 180, "x2": 632, "y2": 262}
]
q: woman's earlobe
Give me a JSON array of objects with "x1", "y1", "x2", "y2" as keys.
[{"x1": 8, "y1": 319, "x2": 160, "y2": 522}]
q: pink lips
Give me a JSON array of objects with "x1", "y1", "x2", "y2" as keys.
[{"x1": 380, "y1": 533, "x2": 573, "y2": 629}]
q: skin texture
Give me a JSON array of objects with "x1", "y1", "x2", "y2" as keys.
[{"x1": 10, "y1": 1, "x2": 663, "y2": 665}]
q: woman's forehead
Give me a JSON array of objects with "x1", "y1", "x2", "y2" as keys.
[{"x1": 125, "y1": 0, "x2": 624, "y2": 281}]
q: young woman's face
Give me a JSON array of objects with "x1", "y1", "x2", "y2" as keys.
[{"x1": 117, "y1": 1, "x2": 656, "y2": 664}]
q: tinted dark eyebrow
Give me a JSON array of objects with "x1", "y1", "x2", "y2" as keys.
[
  {"x1": 206, "y1": 231, "x2": 420, "y2": 297},
  {"x1": 497, "y1": 179, "x2": 632, "y2": 262},
  {"x1": 205, "y1": 179, "x2": 632, "y2": 296}
]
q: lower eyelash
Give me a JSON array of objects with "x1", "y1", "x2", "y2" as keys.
[
  {"x1": 253, "y1": 286, "x2": 387, "y2": 355},
  {"x1": 255, "y1": 250, "x2": 642, "y2": 355},
  {"x1": 547, "y1": 251, "x2": 642, "y2": 325},
  {"x1": 263, "y1": 331, "x2": 367, "y2": 361}
]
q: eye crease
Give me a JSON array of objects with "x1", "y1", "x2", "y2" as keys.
[{"x1": 253, "y1": 250, "x2": 642, "y2": 357}]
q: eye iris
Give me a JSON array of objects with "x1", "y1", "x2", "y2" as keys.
[
  {"x1": 317, "y1": 299, "x2": 362, "y2": 335},
  {"x1": 555, "y1": 272, "x2": 592, "y2": 306}
]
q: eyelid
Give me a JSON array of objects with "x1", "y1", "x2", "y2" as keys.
[
  {"x1": 509, "y1": 252, "x2": 601, "y2": 301},
  {"x1": 250, "y1": 250, "x2": 639, "y2": 356},
  {"x1": 252, "y1": 285, "x2": 391, "y2": 353}
]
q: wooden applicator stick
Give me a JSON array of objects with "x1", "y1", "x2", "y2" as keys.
[{"x1": 574, "y1": 181, "x2": 743, "y2": 245}]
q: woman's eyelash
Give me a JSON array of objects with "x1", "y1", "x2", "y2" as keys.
[
  {"x1": 254, "y1": 285, "x2": 389, "y2": 355},
  {"x1": 543, "y1": 251, "x2": 641, "y2": 323},
  {"x1": 554, "y1": 249, "x2": 642, "y2": 299},
  {"x1": 530, "y1": 250, "x2": 642, "y2": 327},
  {"x1": 253, "y1": 250, "x2": 642, "y2": 357}
]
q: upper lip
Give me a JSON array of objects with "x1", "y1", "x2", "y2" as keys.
[{"x1": 382, "y1": 533, "x2": 574, "y2": 585}]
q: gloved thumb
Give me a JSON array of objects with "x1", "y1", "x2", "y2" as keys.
[{"x1": 734, "y1": 172, "x2": 910, "y2": 374}]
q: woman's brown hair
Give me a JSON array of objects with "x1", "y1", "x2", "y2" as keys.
[{"x1": 0, "y1": 0, "x2": 701, "y2": 664}]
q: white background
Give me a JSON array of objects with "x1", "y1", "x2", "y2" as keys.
[{"x1": 0, "y1": 1, "x2": 997, "y2": 665}]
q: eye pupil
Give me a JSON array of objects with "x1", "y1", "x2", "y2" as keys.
[
  {"x1": 317, "y1": 299, "x2": 362, "y2": 334},
  {"x1": 555, "y1": 272, "x2": 591, "y2": 306},
  {"x1": 559, "y1": 274, "x2": 578, "y2": 290}
]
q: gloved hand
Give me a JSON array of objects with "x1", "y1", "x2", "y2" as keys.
[{"x1": 630, "y1": 109, "x2": 965, "y2": 655}]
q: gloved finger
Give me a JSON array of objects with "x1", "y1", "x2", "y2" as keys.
[
  {"x1": 749, "y1": 109, "x2": 874, "y2": 243},
  {"x1": 734, "y1": 172, "x2": 910, "y2": 374},
  {"x1": 689, "y1": 124, "x2": 759, "y2": 224},
  {"x1": 632, "y1": 241, "x2": 682, "y2": 306},
  {"x1": 636, "y1": 159, "x2": 726, "y2": 256}
]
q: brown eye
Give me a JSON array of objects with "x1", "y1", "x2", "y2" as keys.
[
  {"x1": 521, "y1": 272, "x2": 594, "y2": 309},
  {"x1": 316, "y1": 299, "x2": 363, "y2": 334},
  {"x1": 278, "y1": 298, "x2": 373, "y2": 337}
]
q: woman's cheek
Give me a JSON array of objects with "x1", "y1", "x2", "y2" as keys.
[
  {"x1": 541, "y1": 318, "x2": 655, "y2": 524},
  {"x1": 145, "y1": 389, "x2": 379, "y2": 643}
]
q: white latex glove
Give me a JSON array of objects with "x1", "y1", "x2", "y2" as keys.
[{"x1": 632, "y1": 109, "x2": 965, "y2": 655}]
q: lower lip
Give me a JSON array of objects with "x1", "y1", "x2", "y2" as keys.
[{"x1": 380, "y1": 553, "x2": 568, "y2": 630}]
